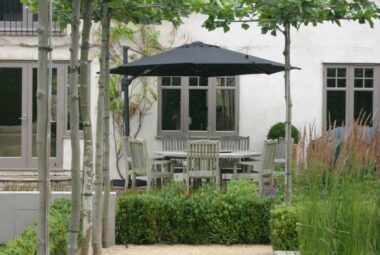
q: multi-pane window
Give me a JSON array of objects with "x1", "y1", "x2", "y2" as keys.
[
  {"x1": 324, "y1": 65, "x2": 379, "y2": 129},
  {"x1": 158, "y1": 76, "x2": 239, "y2": 137},
  {"x1": 0, "y1": 0, "x2": 64, "y2": 36}
]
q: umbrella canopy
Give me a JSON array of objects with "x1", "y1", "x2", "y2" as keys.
[{"x1": 110, "y1": 41, "x2": 294, "y2": 77}]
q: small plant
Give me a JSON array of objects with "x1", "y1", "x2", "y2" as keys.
[
  {"x1": 267, "y1": 122, "x2": 299, "y2": 143},
  {"x1": 0, "y1": 198, "x2": 76, "y2": 255}
]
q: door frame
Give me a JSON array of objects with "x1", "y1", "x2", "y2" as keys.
[{"x1": 0, "y1": 61, "x2": 66, "y2": 169}]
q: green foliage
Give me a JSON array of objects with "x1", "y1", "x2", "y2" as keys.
[
  {"x1": 116, "y1": 180, "x2": 272, "y2": 245},
  {"x1": 267, "y1": 122, "x2": 299, "y2": 143},
  {"x1": 0, "y1": 198, "x2": 76, "y2": 255},
  {"x1": 270, "y1": 204, "x2": 299, "y2": 251},
  {"x1": 200, "y1": 0, "x2": 380, "y2": 34},
  {"x1": 297, "y1": 168, "x2": 380, "y2": 254}
]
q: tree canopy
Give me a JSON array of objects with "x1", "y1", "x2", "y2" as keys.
[{"x1": 200, "y1": 0, "x2": 380, "y2": 35}]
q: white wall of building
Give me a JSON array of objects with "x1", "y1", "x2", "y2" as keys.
[{"x1": 1, "y1": 5, "x2": 380, "y2": 180}]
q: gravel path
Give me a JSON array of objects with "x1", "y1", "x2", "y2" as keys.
[{"x1": 103, "y1": 244, "x2": 273, "y2": 255}]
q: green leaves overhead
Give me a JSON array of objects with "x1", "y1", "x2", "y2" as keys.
[
  {"x1": 22, "y1": 0, "x2": 196, "y2": 29},
  {"x1": 200, "y1": 0, "x2": 380, "y2": 35}
]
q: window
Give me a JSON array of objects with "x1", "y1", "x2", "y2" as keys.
[
  {"x1": 324, "y1": 65, "x2": 379, "y2": 129},
  {"x1": 0, "y1": 0, "x2": 64, "y2": 36},
  {"x1": 158, "y1": 76, "x2": 239, "y2": 137}
]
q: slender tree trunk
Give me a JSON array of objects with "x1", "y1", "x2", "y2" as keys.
[
  {"x1": 102, "y1": 15, "x2": 111, "y2": 248},
  {"x1": 79, "y1": 1, "x2": 94, "y2": 254},
  {"x1": 93, "y1": 1, "x2": 109, "y2": 254},
  {"x1": 284, "y1": 22, "x2": 292, "y2": 204},
  {"x1": 36, "y1": 0, "x2": 50, "y2": 254},
  {"x1": 67, "y1": 0, "x2": 81, "y2": 254}
]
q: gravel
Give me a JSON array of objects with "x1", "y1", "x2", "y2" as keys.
[{"x1": 103, "y1": 244, "x2": 273, "y2": 255}]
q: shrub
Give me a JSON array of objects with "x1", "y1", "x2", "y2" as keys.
[
  {"x1": 270, "y1": 204, "x2": 298, "y2": 251},
  {"x1": 0, "y1": 198, "x2": 74, "y2": 255},
  {"x1": 116, "y1": 180, "x2": 272, "y2": 245},
  {"x1": 267, "y1": 122, "x2": 299, "y2": 143}
]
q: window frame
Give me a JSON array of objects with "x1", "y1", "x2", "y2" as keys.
[
  {"x1": 157, "y1": 76, "x2": 239, "y2": 138},
  {"x1": 323, "y1": 64, "x2": 380, "y2": 130}
]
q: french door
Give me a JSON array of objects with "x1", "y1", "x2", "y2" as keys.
[{"x1": 0, "y1": 62, "x2": 65, "y2": 169}]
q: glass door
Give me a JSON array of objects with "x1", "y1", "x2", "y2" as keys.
[
  {"x1": 0, "y1": 64, "x2": 28, "y2": 168},
  {"x1": 28, "y1": 64, "x2": 64, "y2": 168},
  {"x1": 0, "y1": 62, "x2": 64, "y2": 169}
]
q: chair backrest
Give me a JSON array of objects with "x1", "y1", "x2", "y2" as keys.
[
  {"x1": 162, "y1": 135, "x2": 189, "y2": 151},
  {"x1": 220, "y1": 136, "x2": 250, "y2": 150},
  {"x1": 187, "y1": 140, "x2": 219, "y2": 172},
  {"x1": 261, "y1": 139, "x2": 278, "y2": 174},
  {"x1": 128, "y1": 139, "x2": 149, "y2": 174}
]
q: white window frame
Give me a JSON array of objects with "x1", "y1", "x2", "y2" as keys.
[
  {"x1": 323, "y1": 64, "x2": 380, "y2": 130},
  {"x1": 157, "y1": 76, "x2": 240, "y2": 138}
]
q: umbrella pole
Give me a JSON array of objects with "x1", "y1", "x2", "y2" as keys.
[
  {"x1": 122, "y1": 46, "x2": 130, "y2": 190},
  {"x1": 122, "y1": 46, "x2": 130, "y2": 137}
]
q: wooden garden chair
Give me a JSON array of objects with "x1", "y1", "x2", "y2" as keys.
[
  {"x1": 128, "y1": 139, "x2": 173, "y2": 190},
  {"x1": 185, "y1": 140, "x2": 220, "y2": 191},
  {"x1": 233, "y1": 139, "x2": 277, "y2": 193}
]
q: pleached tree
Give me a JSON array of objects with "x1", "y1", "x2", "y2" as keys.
[
  {"x1": 67, "y1": 0, "x2": 82, "y2": 254},
  {"x1": 36, "y1": 0, "x2": 50, "y2": 254},
  {"x1": 200, "y1": 0, "x2": 380, "y2": 203}
]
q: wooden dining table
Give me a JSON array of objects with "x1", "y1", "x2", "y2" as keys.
[{"x1": 154, "y1": 150, "x2": 261, "y2": 159}]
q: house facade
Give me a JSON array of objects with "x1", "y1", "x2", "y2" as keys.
[{"x1": 0, "y1": 0, "x2": 379, "y2": 180}]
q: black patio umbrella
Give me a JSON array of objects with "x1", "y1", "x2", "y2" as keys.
[
  {"x1": 110, "y1": 41, "x2": 298, "y2": 136},
  {"x1": 110, "y1": 41, "x2": 291, "y2": 77}
]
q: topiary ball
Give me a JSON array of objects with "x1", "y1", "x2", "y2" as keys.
[{"x1": 267, "y1": 122, "x2": 299, "y2": 143}]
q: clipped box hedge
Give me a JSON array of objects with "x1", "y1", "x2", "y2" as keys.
[
  {"x1": 270, "y1": 204, "x2": 299, "y2": 251},
  {"x1": 116, "y1": 180, "x2": 273, "y2": 245}
]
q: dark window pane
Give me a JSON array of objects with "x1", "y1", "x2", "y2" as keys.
[
  {"x1": 189, "y1": 90, "x2": 208, "y2": 131},
  {"x1": 162, "y1": 89, "x2": 181, "y2": 130},
  {"x1": 162, "y1": 77, "x2": 170, "y2": 86},
  {"x1": 354, "y1": 79, "x2": 363, "y2": 88},
  {"x1": 354, "y1": 91, "x2": 373, "y2": 126},
  {"x1": 365, "y1": 68, "x2": 373, "y2": 78},
  {"x1": 199, "y1": 77, "x2": 208, "y2": 86},
  {"x1": 327, "y1": 68, "x2": 336, "y2": 78},
  {"x1": 189, "y1": 77, "x2": 198, "y2": 86},
  {"x1": 327, "y1": 79, "x2": 336, "y2": 88},
  {"x1": 172, "y1": 77, "x2": 181, "y2": 86},
  {"x1": 354, "y1": 68, "x2": 363, "y2": 78},
  {"x1": 0, "y1": 68, "x2": 22, "y2": 157},
  {"x1": 226, "y1": 77, "x2": 235, "y2": 87},
  {"x1": 326, "y1": 91, "x2": 345, "y2": 127},
  {"x1": 32, "y1": 68, "x2": 57, "y2": 157},
  {"x1": 337, "y1": 68, "x2": 346, "y2": 78},
  {"x1": 337, "y1": 79, "x2": 346, "y2": 88},
  {"x1": 216, "y1": 90, "x2": 235, "y2": 131},
  {"x1": 0, "y1": 0, "x2": 23, "y2": 21},
  {"x1": 364, "y1": 79, "x2": 373, "y2": 88}
]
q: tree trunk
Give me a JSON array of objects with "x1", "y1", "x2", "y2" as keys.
[
  {"x1": 79, "y1": 1, "x2": 94, "y2": 254},
  {"x1": 67, "y1": 0, "x2": 81, "y2": 254},
  {"x1": 102, "y1": 15, "x2": 111, "y2": 248},
  {"x1": 93, "y1": 1, "x2": 109, "y2": 254},
  {"x1": 284, "y1": 22, "x2": 292, "y2": 204},
  {"x1": 36, "y1": 0, "x2": 50, "y2": 254}
]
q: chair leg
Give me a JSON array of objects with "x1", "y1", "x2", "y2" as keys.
[
  {"x1": 132, "y1": 172, "x2": 136, "y2": 189},
  {"x1": 185, "y1": 175, "x2": 190, "y2": 192}
]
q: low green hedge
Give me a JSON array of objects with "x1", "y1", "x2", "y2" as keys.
[
  {"x1": 0, "y1": 197, "x2": 73, "y2": 255},
  {"x1": 270, "y1": 204, "x2": 299, "y2": 251},
  {"x1": 116, "y1": 180, "x2": 273, "y2": 244}
]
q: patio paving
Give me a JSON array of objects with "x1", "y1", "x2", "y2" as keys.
[{"x1": 103, "y1": 244, "x2": 273, "y2": 255}]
